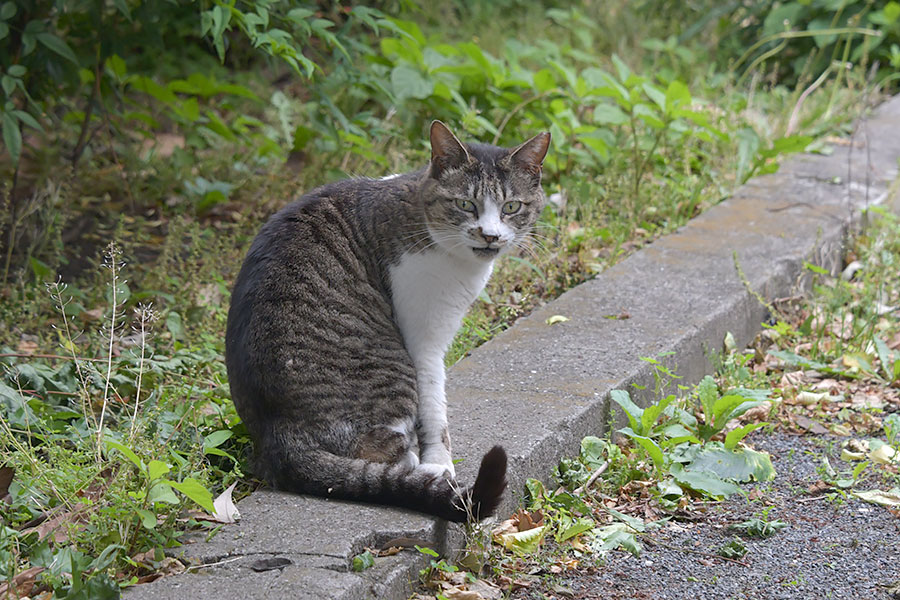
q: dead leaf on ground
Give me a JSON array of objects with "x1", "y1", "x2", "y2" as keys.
[
  {"x1": 807, "y1": 480, "x2": 833, "y2": 495},
  {"x1": 192, "y1": 481, "x2": 240, "y2": 524},
  {"x1": 141, "y1": 133, "x2": 185, "y2": 159},
  {"x1": 21, "y1": 502, "x2": 87, "y2": 544},
  {"x1": 0, "y1": 465, "x2": 13, "y2": 504},
  {"x1": 442, "y1": 588, "x2": 484, "y2": 600},
  {"x1": 496, "y1": 575, "x2": 531, "y2": 591},
  {"x1": 793, "y1": 414, "x2": 830, "y2": 435},
  {"x1": 742, "y1": 401, "x2": 773, "y2": 422},
  {"x1": 81, "y1": 307, "x2": 105, "y2": 321},
  {"x1": 16, "y1": 338, "x2": 38, "y2": 355},
  {"x1": 0, "y1": 565, "x2": 44, "y2": 597},
  {"x1": 888, "y1": 332, "x2": 900, "y2": 350},
  {"x1": 852, "y1": 488, "x2": 900, "y2": 507}
]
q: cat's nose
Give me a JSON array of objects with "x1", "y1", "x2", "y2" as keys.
[{"x1": 480, "y1": 232, "x2": 499, "y2": 244}]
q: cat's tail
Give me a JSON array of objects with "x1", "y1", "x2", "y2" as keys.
[{"x1": 266, "y1": 446, "x2": 507, "y2": 523}]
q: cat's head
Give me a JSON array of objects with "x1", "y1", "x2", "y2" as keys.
[{"x1": 420, "y1": 120, "x2": 550, "y2": 262}]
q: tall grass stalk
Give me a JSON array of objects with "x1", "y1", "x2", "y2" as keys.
[{"x1": 98, "y1": 242, "x2": 124, "y2": 459}]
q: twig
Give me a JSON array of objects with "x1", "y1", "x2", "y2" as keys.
[
  {"x1": 795, "y1": 495, "x2": 830, "y2": 503},
  {"x1": 492, "y1": 89, "x2": 559, "y2": 145},
  {"x1": 573, "y1": 461, "x2": 609, "y2": 495},
  {"x1": 643, "y1": 537, "x2": 750, "y2": 567},
  {"x1": 0, "y1": 352, "x2": 106, "y2": 362},
  {"x1": 185, "y1": 556, "x2": 243, "y2": 572}
]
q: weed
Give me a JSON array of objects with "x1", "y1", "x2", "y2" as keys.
[
  {"x1": 717, "y1": 537, "x2": 748, "y2": 559},
  {"x1": 731, "y1": 508, "x2": 788, "y2": 538}
]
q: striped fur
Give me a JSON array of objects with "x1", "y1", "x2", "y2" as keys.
[{"x1": 225, "y1": 122, "x2": 549, "y2": 521}]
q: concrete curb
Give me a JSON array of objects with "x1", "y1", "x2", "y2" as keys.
[{"x1": 126, "y1": 96, "x2": 900, "y2": 600}]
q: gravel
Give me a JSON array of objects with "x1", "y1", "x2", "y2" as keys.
[{"x1": 513, "y1": 432, "x2": 900, "y2": 600}]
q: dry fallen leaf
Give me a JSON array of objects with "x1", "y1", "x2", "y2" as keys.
[
  {"x1": 852, "y1": 488, "x2": 900, "y2": 507},
  {"x1": 193, "y1": 481, "x2": 240, "y2": 524},
  {"x1": 0, "y1": 465, "x2": 13, "y2": 505},
  {"x1": 545, "y1": 315, "x2": 570, "y2": 325},
  {"x1": 0, "y1": 565, "x2": 44, "y2": 597},
  {"x1": 16, "y1": 338, "x2": 38, "y2": 355},
  {"x1": 807, "y1": 480, "x2": 832, "y2": 495},
  {"x1": 442, "y1": 588, "x2": 484, "y2": 600},
  {"x1": 21, "y1": 503, "x2": 87, "y2": 544},
  {"x1": 793, "y1": 414, "x2": 830, "y2": 435}
]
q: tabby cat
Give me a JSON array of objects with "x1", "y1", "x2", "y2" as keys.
[{"x1": 225, "y1": 121, "x2": 550, "y2": 522}]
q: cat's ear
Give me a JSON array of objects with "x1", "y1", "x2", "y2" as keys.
[
  {"x1": 429, "y1": 120, "x2": 471, "y2": 179},
  {"x1": 507, "y1": 132, "x2": 551, "y2": 176}
]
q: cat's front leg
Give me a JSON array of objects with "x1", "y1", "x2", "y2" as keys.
[{"x1": 415, "y1": 355, "x2": 455, "y2": 478}]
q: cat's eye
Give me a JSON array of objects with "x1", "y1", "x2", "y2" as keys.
[
  {"x1": 455, "y1": 198, "x2": 476, "y2": 213},
  {"x1": 502, "y1": 201, "x2": 522, "y2": 215}
]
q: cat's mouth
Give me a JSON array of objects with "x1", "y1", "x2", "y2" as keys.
[{"x1": 472, "y1": 246, "x2": 501, "y2": 258}]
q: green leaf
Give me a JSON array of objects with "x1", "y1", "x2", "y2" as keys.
[
  {"x1": 580, "y1": 436, "x2": 606, "y2": 469},
  {"x1": 352, "y1": 550, "x2": 375, "y2": 571},
  {"x1": 2, "y1": 111, "x2": 21, "y2": 164},
  {"x1": 641, "y1": 394, "x2": 675, "y2": 433},
  {"x1": 390, "y1": 65, "x2": 433, "y2": 102},
  {"x1": 136, "y1": 508, "x2": 157, "y2": 529},
  {"x1": 203, "y1": 429, "x2": 233, "y2": 450},
  {"x1": 1, "y1": 2, "x2": 16, "y2": 19},
  {"x1": 605, "y1": 507, "x2": 647, "y2": 532},
  {"x1": 664, "y1": 80, "x2": 691, "y2": 112},
  {"x1": 736, "y1": 127, "x2": 760, "y2": 183},
  {"x1": 619, "y1": 427, "x2": 665, "y2": 468},
  {"x1": 147, "y1": 460, "x2": 170, "y2": 481},
  {"x1": 111, "y1": 0, "x2": 131, "y2": 19},
  {"x1": 712, "y1": 394, "x2": 763, "y2": 427},
  {"x1": 29, "y1": 257, "x2": 53, "y2": 280},
  {"x1": 167, "y1": 477, "x2": 215, "y2": 513},
  {"x1": 610, "y1": 389, "x2": 642, "y2": 432},
  {"x1": 415, "y1": 545, "x2": 439, "y2": 557},
  {"x1": 592, "y1": 524, "x2": 642, "y2": 557},
  {"x1": 670, "y1": 463, "x2": 741, "y2": 498},
  {"x1": 611, "y1": 54, "x2": 631, "y2": 81},
  {"x1": 525, "y1": 478, "x2": 545, "y2": 507},
  {"x1": 498, "y1": 524, "x2": 546, "y2": 555},
  {"x1": 147, "y1": 481, "x2": 179, "y2": 505},
  {"x1": 36, "y1": 33, "x2": 78, "y2": 64},
  {"x1": 762, "y1": 135, "x2": 812, "y2": 158},
  {"x1": 633, "y1": 103, "x2": 665, "y2": 129},
  {"x1": 697, "y1": 375, "x2": 718, "y2": 423},
  {"x1": 873, "y1": 337, "x2": 896, "y2": 380},
  {"x1": 557, "y1": 517, "x2": 594, "y2": 542},
  {"x1": 105, "y1": 439, "x2": 145, "y2": 471},
  {"x1": 166, "y1": 311, "x2": 184, "y2": 340},
  {"x1": 1, "y1": 74, "x2": 14, "y2": 96},
  {"x1": 687, "y1": 445, "x2": 775, "y2": 483},
  {"x1": 724, "y1": 422, "x2": 767, "y2": 450},
  {"x1": 106, "y1": 54, "x2": 126, "y2": 79},
  {"x1": 12, "y1": 109, "x2": 40, "y2": 131},
  {"x1": 803, "y1": 260, "x2": 829, "y2": 275},
  {"x1": 642, "y1": 82, "x2": 666, "y2": 112}
]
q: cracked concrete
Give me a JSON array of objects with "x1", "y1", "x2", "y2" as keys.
[{"x1": 125, "y1": 95, "x2": 900, "y2": 600}]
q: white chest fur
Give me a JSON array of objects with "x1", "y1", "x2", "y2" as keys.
[
  {"x1": 389, "y1": 250, "x2": 493, "y2": 361},
  {"x1": 388, "y1": 250, "x2": 493, "y2": 475}
]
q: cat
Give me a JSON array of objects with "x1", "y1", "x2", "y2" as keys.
[{"x1": 225, "y1": 121, "x2": 550, "y2": 522}]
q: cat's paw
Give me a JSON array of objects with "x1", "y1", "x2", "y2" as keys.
[
  {"x1": 418, "y1": 462, "x2": 455, "y2": 481},
  {"x1": 421, "y1": 446, "x2": 455, "y2": 476}
]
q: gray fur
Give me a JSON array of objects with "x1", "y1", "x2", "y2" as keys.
[{"x1": 225, "y1": 121, "x2": 550, "y2": 521}]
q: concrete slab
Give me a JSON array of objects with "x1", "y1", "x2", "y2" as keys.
[{"x1": 125, "y1": 95, "x2": 900, "y2": 600}]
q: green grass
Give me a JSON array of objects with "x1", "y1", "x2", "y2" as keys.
[{"x1": 0, "y1": 1, "x2": 895, "y2": 595}]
